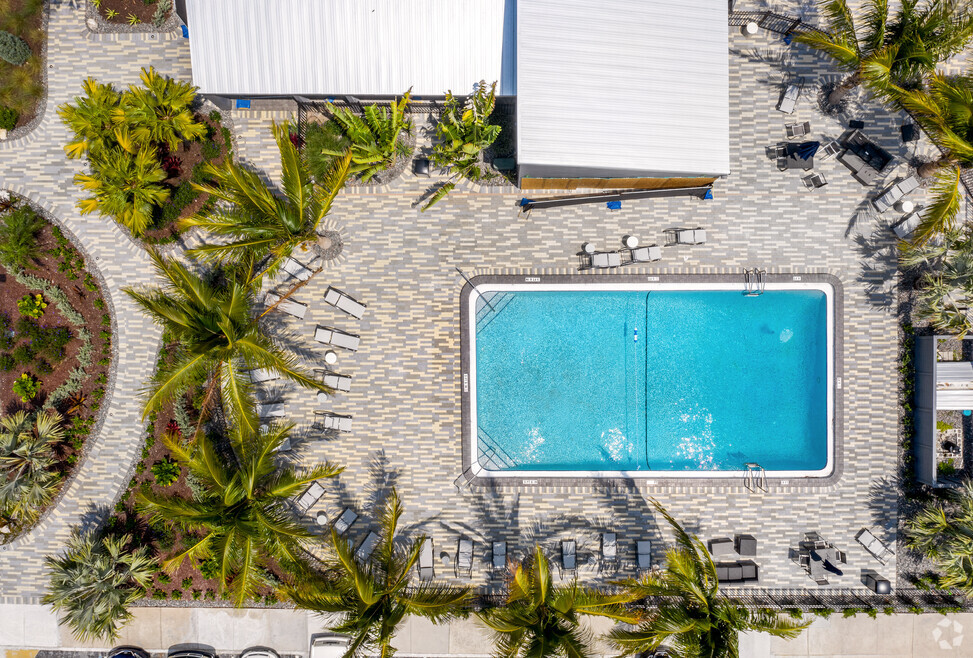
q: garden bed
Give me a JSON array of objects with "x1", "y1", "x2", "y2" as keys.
[
  {"x1": 90, "y1": 0, "x2": 174, "y2": 31},
  {"x1": 0, "y1": 197, "x2": 113, "y2": 537},
  {"x1": 0, "y1": 0, "x2": 46, "y2": 132},
  {"x1": 142, "y1": 111, "x2": 233, "y2": 245}
]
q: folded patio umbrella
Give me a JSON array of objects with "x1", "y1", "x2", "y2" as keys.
[{"x1": 797, "y1": 141, "x2": 820, "y2": 160}]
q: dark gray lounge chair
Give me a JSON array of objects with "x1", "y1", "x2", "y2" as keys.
[
  {"x1": 802, "y1": 172, "x2": 827, "y2": 190},
  {"x1": 356, "y1": 531, "x2": 379, "y2": 562},
  {"x1": 637, "y1": 540, "x2": 652, "y2": 572},
  {"x1": 602, "y1": 533, "x2": 618, "y2": 571},
  {"x1": 562, "y1": 540, "x2": 576, "y2": 576},
  {"x1": 295, "y1": 481, "x2": 325, "y2": 514},
  {"x1": 333, "y1": 508, "x2": 358, "y2": 535},
  {"x1": 492, "y1": 541, "x2": 507, "y2": 572},
  {"x1": 785, "y1": 121, "x2": 811, "y2": 139}
]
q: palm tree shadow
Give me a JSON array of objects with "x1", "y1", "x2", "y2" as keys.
[
  {"x1": 867, "y1": 475, "x2": 901, "y2": 532},
  {"x1": 853, "y1": 230, "x2": 900, "y2": 311}
]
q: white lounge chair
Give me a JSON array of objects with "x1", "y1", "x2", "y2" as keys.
[
  {"x1": 418, "y1": 538, "x2": 434, "y2": 580},
  {"x1": 324, "y1": 286, "x2": 367, "y2": 319},
  {"x1": 263, "y1": 292, "x2": 308, "y2": 319},
  {"x1": 562, "y1": 540, "x2": 577, "y2": 575},
  {"x1": 492, "y1": 541, "x2": 507, "y2": 572},
  {"x1": 333, "y1": 508, "x2": 358, "y2": 535},
  {"x1": 672, "y1": 228, "x2": 707, "y2": 245},
  {"x1": 777, "y1": 78, "x2": 803, "y2": 114},
  {"x1": 323, "y1": 373, "x2": 352, "y2": 392},
  {"x1": 856, "y1": 528, "x2": 895, "y2": 565},
  {"x1": 893, "y1": 209, "x2": 923, "y2": 240},
  {"x1": 313, "y1": 325, "x2": 360, "y2": 352},
  {"x1": 282, "y1": 257, "x2": 314, "y2": 282},
  {"x1": 637, "y1": 540, "x2": 652, "y2": 572},
  {"x1": 248, "y1": 368, "x2": 281, "y2": 384},
  {"x1": 602, "y1": 532, "x2": 618, "y2": 570},
  {"x1": 256, "y1": 402, "x2": 285, "y2": 418},
  {"x1": 873, "y1": 175, "x2": 921, "y2": 213},
  {"x1": 356, "y1": 531, "x2": 380, "y2": 562},
  {"x1": 585, "y1": 251, "x2": 621, "y2": 270},
  {"x1": 295, "y1": 481, "x2": 325, "y2": 513},
  {"x1": 456, "y1": 538, "x2": 473, "y2": 578},
  {"x1": 626, "y1": 245, "x2": 662, "y2": 264},
  {"x1": 314, "y1": 411, "x2": 352, "y2": 432}
]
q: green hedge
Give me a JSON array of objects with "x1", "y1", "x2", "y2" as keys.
[
  {"x1": 0, "y1": 105, "x2": 17, "y2": 131},
  {"x1": 0, "y1": 31, "x2": 30, "y2": 66}
]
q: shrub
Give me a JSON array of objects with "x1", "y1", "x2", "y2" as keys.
[
  {"x1": 156, "y1": 572, "x2": 171, "y2": 585},
  {"x1": 152, "y1": 0, "x2": 172, "y2": 27},
  {"x1": 12, "y1": 373, "x2": 41, "y2": 402},
  {"x1": 0, "y1": 354, "x2": 13, "y2": 371},
  {"x1": 0, "y1": 31, "x2": 31, "y2": 66},
  {"x1": 83, "y1": 273, "x2": 98, "y2": 292},
  {"x1": 93, "y1": 297, "x2": 105, "y2": 310},
  {"x1": 201, "y1": 140, "x2": 220, "y2": 160},
  {"x1": 150, "y1": 457, "x2": 179, "y2": 486},
  {"x1": 17, "y1": 294, "x2": 47, "y2": 318},
  {"x1": 208, "y1": 110, "x2": 222, "y2": 123},
  {"x1": 181, "y1": 577, "x2": 193, "y2": 589},
  {"x1": 36, "y1": 359, "x2": 53, "y2": 374},
  {"x1": 937, "y1": 420, "x2": 954, "y2": 431},
  {"x1": 0, "y1": 105, "x2": 18, "y2": 131},
  {"x1": 199, "y1": 558, "x2": 220, "y2": 580},
  {"x1": 12, "y1": 343, "x2": 34, "y2": 364}
]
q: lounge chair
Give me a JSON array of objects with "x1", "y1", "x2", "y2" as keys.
[
  {"x1": 669, "y1": 228, "x2": 707, "y2": 245},
  {"x1": 802, "y1": 172, "x2": 828, "y2": 190},
  {"x1": 856, "y1": 528, "x2": 895, "y2": 565},
  {"x1": 561, "y1": 540, "x2": 576, "y2": 576},
  {"x1": 602, "y1": 532, "x2": 618, "y2": 571},
  {"x1": 356, "y1": 531, "x2": 380, "y2": 562},
  {"x1": 785, "y1": 121, "x2": 811, "y2": 139},
  {"x1": 324, "y1": 286, "x2": 367, "y2": 319},
  {"x1": 735, "y1": 534, "x2": 757, "y2": 557},
  {"x1": 492, "y1": 541, "x2": 507, "y2": 572},
  {"x1": 418, "y1": 538, "x2": 434, "y2": 580},
  {"x1": 820, "y1": 139, "x2": 842, "y2": 160},
  {"x1": 282, "y1": 257, "x2": 314, "y2": 282},
  {"x1": 295, "y1": 481, "x2": 325, "y2": 513},
  {"x1": 777, "y1": 78, "x2": 803, "y2": 114},
  {"x1": 873, "y1": 175, "x2": 921, "y2": 213},
  {"x1": 263, "y1": 292, "x2": 308, "y2": 319},
  {"x1": 585, "y1": 251, "x2": 622, "y2": 270},
  {"x1": 708, "y1": 538, "x2": 735, "y2": 557},
  {"x1": 256, "y1": 402, "x2": 285, "y2": 419},
  {"x1": 625, "y1": 246, "x2": 662, "y2": 265},
  {"x1": 893, "y1": 210, "x2": 922, "y2": 240},
  {"x1": 333, "y1": 508, "x2": 358, "y2": 535},
  {"x1": 313, "y1": 411, "x2": 353, "y2": 432},
  {"x1": 320, "y1": 372, "x2": 352, "y2": 392},
  {"x1": 456, "y1": 538, "x2": 473, "y2": 578},
  {"x1": 248, "y1": 368, "x2": 281, "y2": 384},
  {"x1": 313, "y1": 325, "x2": 361, "y2": 352},
  {"x1": 637, "y1": 540, "x2": 652, "y2": 572}
]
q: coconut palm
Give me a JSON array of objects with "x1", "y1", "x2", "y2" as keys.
[
  {"x1": 122, "y1": 250, "x2": 327, "y2": 432},
  {"x1": 902, "y1": 225, "x2": 973, "y2": 335},
  {"x1": 907, "y1": 480, "x2": 973, "y2": 595},
  {"x1": 0, "y1": 410, "x2": 64, "y2": 524},
  {"x1": 43, "y1": 530, "x2": 157, "y2": 642},
  {"x1": 477, "y1": 545, "x2": 640, "y2": 658},
  {"x1": 609, "y1": 501, "x2": 807, "y2": 658},
  {"x1": 179, "y1": 121, "x2": 351, "y2": 283},
  {"x1": 796, "y1": 0, "x2": 973, "y2": 105},
  {"x1": 424, "y1": 81, "x2": 501, "y2": 210},
  {"x1": 75, "y1": 145, "x2": 170, "y2": 237},
  {"x1": 0, "y1": 204, "x2": 45, "y2": 270},
  {"x1": 285, "y1": 488, "x2": 471, "y2": 658},
  {"x1": 137, "y1": 422, "x2": 341, "y2": 605},
  {"x1": 894, "y1": 72, "x2": 973, "y2": 245},
  {"x1": 306, "y1": 92, "x2": 413, "y2": 183},
  {"x1": 117, "y1": 66, "x2": 207, "y2": 151},
  {"x1": 58, "y1": 76, "x2": 122, "y2": 159}
]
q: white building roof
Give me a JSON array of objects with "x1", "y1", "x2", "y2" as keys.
[
  {"x1": 184, "y1": 0, "x2": 516, "y2": 97},
  {"x1": 516, "y1": 0, "x2": 730, "y2": 179}
]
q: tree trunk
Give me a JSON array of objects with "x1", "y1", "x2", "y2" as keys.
[
  {"x1": 919, "y1": 155, "x2": 952, "y2": 179},
  {"x1": 828, "y1": 71, "x2": 863, "y2": 106}
]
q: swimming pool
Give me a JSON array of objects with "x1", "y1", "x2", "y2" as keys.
[{"x1": 462, "y1": 278, "x2": 835, "y2": 479}]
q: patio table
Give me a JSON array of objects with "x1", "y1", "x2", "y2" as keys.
[{"x1": 778, "y1": 142, "x2": 813, "y2": 171}]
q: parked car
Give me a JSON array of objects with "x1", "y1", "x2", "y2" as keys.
[
  {"x1": 108, "y1": 647, "x2": 149, "y2": 658},
  {"x1": 240, "y1": 648, "x2": 280, "y2": 658},
  {"x1": 168, "y1": 645, "x2": 217, "y2": 658},
  {"x1": 309, "y1": 634, "x2": 351, "y2": 658}
]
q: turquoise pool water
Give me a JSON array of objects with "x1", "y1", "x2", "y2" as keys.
[{"x1": 473, "y1": 289, "x2": 829, "y2": 473}]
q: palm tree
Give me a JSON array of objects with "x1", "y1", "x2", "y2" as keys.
[
  {"x1": 0, "y1": 410, "x2": 64, "y2": 524},
  {"x1": 122, "y1": 250, "x2": 327, "y2": 431},
  {"x1": 907, "y1": 479, "x2": 973, "y2": 595},
  {"x1": 902, "y1": 225, "x2": 973, "y2": 335},
  {"x1": 117, "y1": 66, "x2": 207, "y2": 151},
  {"x1": 178, "y1": 121, "x2": 351, "y2": 282},
  {"x1": 43, "y1": 530, "x2": 157, "y2": 642},
  {"x1": 0, "y1": 204, "x2": 46, "y2": 270},
  {"x1": 58, "y1": 76, "x2": 122, "y2": 159},
  {"x1": 285, "y1": 488, "x2": 471, "y2": 658},
  {"x1": 477, "y1": 545, "x2": 640, "y2": 658},
  {"x1": 895, "y1": 73, "x2": 973, "y2": 245},
  {"x1": 75, "y1": 145, "x2": 170, "y2": 237},
  {"x1": 797, "y1": 0, "x2": 973, "y2": 105},
  {"x1": 137, "y1": 422, "x2": 341, "y2": 605},
  {"x1": 306, "y1": 92, "x2": 413, "y2": 184},
  {"x1": 609, "y1": 501, "x2": 807, "y2": 658},
  {"x1": 424, "y1": 81, "x2": 501, "y2": 210}
]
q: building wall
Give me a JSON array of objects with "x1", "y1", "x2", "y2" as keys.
[{"x1": 520, "y1": 176, "x2": 717, "y2": 191}]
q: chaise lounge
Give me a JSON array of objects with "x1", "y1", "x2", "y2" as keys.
[
  {"x1": 314, "y1": 325, "x2": 360, "y2": 351},
  {"x1": 295, "y1": 480, "x2": 325, "y2": 513},
  {"x1": 872, "y1": 175, "x2": 921, "y2": 213},
  {"x1": 314, "y1": 411, "x2": 353, "y2": 432},
  {"x1": 324, "y1": 286, "x2": 367, "y2": 319},
  {"x1": 418, "y1": 538, "x2": 434, "y2": 581},
  {"x1": 856, "y1": 528, "x2": 895, "y2": 565},
  {"x1": 263, "y1": 292, "x2": 308, "y2": 319}
]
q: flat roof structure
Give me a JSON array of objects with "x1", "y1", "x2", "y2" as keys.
[
  {"x1": 184, "y1": 0, "x2": 516, "y2": 97},
  {"x1": 516, "y1": 0, "x2": 731, "y2": 180}
]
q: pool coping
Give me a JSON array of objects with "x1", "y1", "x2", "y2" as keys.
[{"x1": 458, "y1": 272, "x2": 844, "y2": 490}]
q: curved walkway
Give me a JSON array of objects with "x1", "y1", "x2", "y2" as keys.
[{"x1": 0, "y1": 2, "x2": 191, "y2": 602}]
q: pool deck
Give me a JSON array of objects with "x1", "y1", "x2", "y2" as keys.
[{"x1": 226, "y1": 23, "x2": 926, "y2": 592}]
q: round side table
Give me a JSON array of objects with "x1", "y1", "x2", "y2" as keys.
[
  {"x1": 742, "y1": 21, "x2": 759, "y2": 36},
  {"x1": 324, "y1": 350, "x2": 338, "y2": 365},
  {"x1": 315, "y1": 512, "x2": 329, "y2": 526},
  {"x1": 582, "y1": 242, "x2": 596, "y2": 255},
  {"x1": 623, "y1": 235, "x2": 639, "y2": 249}
]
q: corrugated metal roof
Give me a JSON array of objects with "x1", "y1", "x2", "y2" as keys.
[
  {"x1": 185, "y1": 0, "x2": 516, "y2": 97},
  {"x1": 516, "y1": 0, "x2": 730, "y2": 178}
]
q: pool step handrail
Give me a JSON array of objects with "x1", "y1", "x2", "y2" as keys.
[
  {"x1": 475, "y1": 292, "x2": 515, "y2": 334},
  {"x1": 477, "y1": 427, "x2": 517, "y2": 469},
  {"x1": 744, "y1": 462, "x2": 768, "y2": 492},
  {"x1": 744, "y1": 268, "x2": 766, "y2": 296}
]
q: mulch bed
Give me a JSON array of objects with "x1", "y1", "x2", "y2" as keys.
[
  {"x1": 96, "y1": 0, "x2": 170, "y2": 27},
  {"x1": 0, "y1": 0, "x2": 45, "y2": 130},
  {"x1": 141, "y1": 112, "x2": 232, "y2": 244}
]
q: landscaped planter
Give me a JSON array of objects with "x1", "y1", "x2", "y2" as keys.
[
  {"x1": 85, "y1": 0, "x2": 178, "y2": 33},
  {"x1": 0, "y1": 0, "x2": 48, "y2": 137}
]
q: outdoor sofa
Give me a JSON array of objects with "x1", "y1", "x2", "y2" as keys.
[
  {"x1": 838, "y1": 130, "x2": 895, "y2": 185},
  {"x1": 715, "y1": 560, "x2": 759, "y2": 584}
]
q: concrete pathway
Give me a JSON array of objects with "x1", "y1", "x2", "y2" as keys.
[{"x1": 0, "y1": 3, "x2": 190, "y2": 601}]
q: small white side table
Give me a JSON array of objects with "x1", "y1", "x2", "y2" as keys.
[
  {"x1": 897, "y1": 199, "x2": 915, "y2": 213},
  {"x1": 742, "y1": 21, "x2": 759, "y2": 36},
  {"x1": 623, "y1": 235, "x2": 639, "y2": 249},
  {"x1": 324, "y1": 350, "x2": 338, "y2": 365},
  {"x1": 582, "y1": 242, "x2": 596, "y2": 255},
  {"x1": 315, "y1": 512, "x2": 329, "y2": 526}
]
